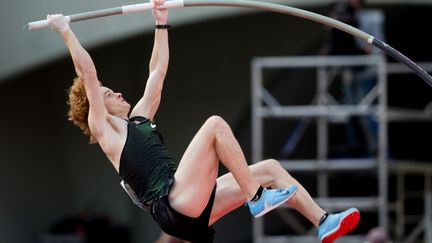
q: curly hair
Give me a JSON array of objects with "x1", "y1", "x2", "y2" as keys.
[{"x1": 67, "y1": 77, "x2": 97, "y2": 144}]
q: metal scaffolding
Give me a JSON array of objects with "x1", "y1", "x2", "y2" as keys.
[{"x1": 251, "y1": 55, "x2": 432, "y2": 243}]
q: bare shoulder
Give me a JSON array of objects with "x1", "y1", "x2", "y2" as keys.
[
  {"x1": 130, "y1": 97, "x2": 155, "y2": 122},
  {"x1": 94, "y1": 115, "x2": 129, "y2": 171}
]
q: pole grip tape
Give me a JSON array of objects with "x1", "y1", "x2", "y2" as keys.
[
  {"x1": 28, "y1": 16, "x2": 70, "y2": 30},
  {"x1": 122, "y1": 0, "x2": 184, "y2": 14}
]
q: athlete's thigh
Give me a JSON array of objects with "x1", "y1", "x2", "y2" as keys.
[{"x1": 169, "y1": 120, "x2": 220, "y2": 218}]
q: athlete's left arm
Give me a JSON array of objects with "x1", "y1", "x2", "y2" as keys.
[{"x1": 130, "y1": 0, "x2": 169, "y2": 121}]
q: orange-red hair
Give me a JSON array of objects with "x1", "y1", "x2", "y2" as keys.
[{"x1": 67, "y1": 77, "x2": 97, "y2": 144}]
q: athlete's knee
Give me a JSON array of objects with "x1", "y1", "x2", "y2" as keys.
[
  {"x1": 255, "y1": 159, "x2": 281, "y2": 176},
  {"x1": 206, "y1": 115, "x2": 227, "y2": 127},
  {"x1": 261, "y1": 159, "x2": 296, "y2": 189},
  {"x1": 206, "y1": 115, "x2": 231, "y2": 134},
  {"x1": 264, "y1": 158, "x2": 283, "y2": 171}
]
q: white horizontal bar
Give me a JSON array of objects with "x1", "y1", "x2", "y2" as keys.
[{"x1": 122, "y1": 0, "x2": 184, "y2": 14}]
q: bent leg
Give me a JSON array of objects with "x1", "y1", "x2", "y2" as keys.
[
  {"x1": 169, "y1": 116, "x2": 261, "y2": 218},
  {"x1": 210, "y1": 159, "x2": 325, "y2": 226}
]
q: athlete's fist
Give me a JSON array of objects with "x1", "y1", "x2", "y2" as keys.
[{"x1": 47, "y1": 14, "x2": 70, "y2": 33}]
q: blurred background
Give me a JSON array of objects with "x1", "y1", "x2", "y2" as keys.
[{"x1": 1, "y1": 0, "x2": 432, "y2": 242}]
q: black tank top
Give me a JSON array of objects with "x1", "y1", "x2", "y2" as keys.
[{"x1": 119, "y1": 116, "x2": 177, "y2": 206}]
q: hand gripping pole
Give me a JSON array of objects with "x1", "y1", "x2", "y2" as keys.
[{"x1": 27, "y1": 0, "x2": 432, "y2": 87}]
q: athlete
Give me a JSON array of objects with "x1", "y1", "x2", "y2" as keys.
[{"x1": 47, "y1": 0, "x2": 360, "y2": 242}]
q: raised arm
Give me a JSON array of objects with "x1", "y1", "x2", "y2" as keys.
[
  {"x1": 130, "y1": 0, "x2": 169, "y2": 121},
  {"x1": 48, "y1": 14, "x2": 109, "y2": 139}
]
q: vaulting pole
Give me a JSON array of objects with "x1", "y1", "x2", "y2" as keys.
[{"x1": 27, "y1": 0, "x2": 432, "y2": 87}]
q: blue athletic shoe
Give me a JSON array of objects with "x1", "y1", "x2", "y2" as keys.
[
  {"x1": 247, "y1": 185, "x2": 298, "y2": 218},
  {"x1": 318, "y1": 208, "x2": 360, "y2": 243}
]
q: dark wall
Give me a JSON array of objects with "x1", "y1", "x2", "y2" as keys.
[
  {"x1": 0, "y1": 74, "x2": 73, "y2": 243},
  {"x1": 0, "y1": 4, "x2": 431, "y2": 243}
]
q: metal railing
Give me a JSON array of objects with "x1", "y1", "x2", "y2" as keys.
[{"x1": 251, "y1": 55, "x2": 432, "y2": 243}]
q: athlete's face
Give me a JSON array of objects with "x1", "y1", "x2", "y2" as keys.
[{"x1": 101, "y1": 86, "x2": 131, "y2": 116}]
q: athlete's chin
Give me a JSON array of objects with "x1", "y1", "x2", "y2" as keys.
[
  {"x1": 122, "y1": 101, "x2": 130, "y2": 108},
  {"x1": 125, "y1": 103, "x2": 131, "y2": 112}
]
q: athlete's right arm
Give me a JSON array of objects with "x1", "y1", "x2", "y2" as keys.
[{"x1": 48, "y1": 14, "x2": 109, "y2": 139}]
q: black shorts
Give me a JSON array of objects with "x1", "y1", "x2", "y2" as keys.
[{"x1": 150, "y1": 178, "x2": 217, "y2": 243}]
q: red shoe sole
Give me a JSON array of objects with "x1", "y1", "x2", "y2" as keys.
[{"x1": 322, "y1": 210, "x2": 360, "y2": 243}]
